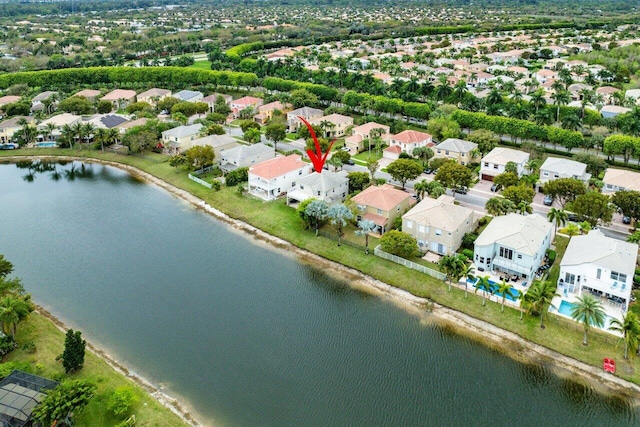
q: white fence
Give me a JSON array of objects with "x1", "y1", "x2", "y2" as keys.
[
  {"x1": 374, "y1": 246, "x2": 446, "y2": 280},
  {"x1": 188, "y1": 173, "x2": 212, "y2": 189}
]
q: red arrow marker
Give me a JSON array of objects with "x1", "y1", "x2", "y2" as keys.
[{"x1": 299, "y1": 115, "x2": 336, "y2": 173}]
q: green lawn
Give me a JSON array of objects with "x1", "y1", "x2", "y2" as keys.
[
  {"x1": 189, "y1": 60, "x2": 212, "y2": 70},
  {"x1": 3, "y1": 148, "x2": 640, "y2": 387},
  {"x1": 353, "y1": 150, "x2": 382, "y2": 162}
]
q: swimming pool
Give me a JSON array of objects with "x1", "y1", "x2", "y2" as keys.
[
  {"x1": 554, "y1": 299, "x2": 618, "y2": 329},
  {"x1": 469, "y1": 279, "x2": 521, "y2": 301},
  {"x1": 36, "y1": 142, "x2": 57, "y2": 148}
]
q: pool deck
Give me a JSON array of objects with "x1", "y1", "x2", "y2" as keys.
[
  {"x1": 455, "y1": 266, "x2": 530, "y2": 309},
  {"x1": 550, "y1": 290, "x2": 626, "y2": 336}
]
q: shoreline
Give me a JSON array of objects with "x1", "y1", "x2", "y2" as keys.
[{"x1": 5, "y1": 155, "x2": 640, "y2": 414}]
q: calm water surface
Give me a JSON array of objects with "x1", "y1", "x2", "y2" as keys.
[{"x1": 0, "y1": 161, "x2": 637, "y2": 426}]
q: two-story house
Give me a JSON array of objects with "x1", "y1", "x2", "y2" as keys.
[
  {"x1": 184, "y1": 134, "x2": 239, "y2": 157},
  {"x1": 248, "y1": 155, "x2": 311, "y2": 201},
  {"x1": 37, "y1": 113, "x2": 82, "y2": 141},
  {"x1": 344, "y1": 122, "x2": 390, "y2": 153},
  {"x1": 254, "y1": 101, "x2": 291, "y2": 125},
  {"x1": 474, "y1": 213, "x2": 552, "y2": 280},
  {"x1": 137, "y1": 88, "x2": 172, "y2": 106},
  {"x1": 286, "y1": 106, "x2": 324, "y2": 133},
  {"x1": 219, "y1": 143, "x2": 275, "y2": 173},
  {"x1": 309, "y1": 114, "x2": 354, "y2": 138},
  {"x1": 351, "y1": 184, "x2": 412, "y2": 235},
  {"x1": 559, "y1": 230, "x2": 637, "y2": 312},
  {"x1": 388, "y1": 130, "x2": 433, "y2": 154},
  {"x1": 538, "y1": 157, "x2": 591, "y2": 188},
  {"x1": 161, "y1": 124, "x2": 203, "y2": 154},
  {"x1": 230, "y1": 96, "x2": 264, "y2": 119},
  {"x1": 286, "y1": 170, "x2": 349, "y2": 205},
  {"x1": 479, "y1": 147, "x2": 529, "y2": 181},
  {"x1": 602, "y1": 168, "x2": 640, "y2": 193},
  {"x1": 0, "y1": 116, "x2": 33, "y2": 144},
  {"x1": 402, "y1": 195, "x2": 477, "y2": 255},
  {"x1": 100, "y1": 89, "x2": 137, "y2": 109},
  {"x1": 201, "y1": 93, "x2": 233, "y2": 113},
  {"x1": 433, "y1": 138, "x2": 479, "y2": 166}
]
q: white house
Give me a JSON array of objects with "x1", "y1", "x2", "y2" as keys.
[
  {"x1": 388, "y1": 130, "x2": 433, "y2": 154},
  {"x1": 474, "y1": 213, "x2": 552, "y2": 280},
  {"x1": 248, "y1": 155, "x2": 312, "y2": 201},
  {"x1": 479, "y1": 147, "x2": 529, "y2": 181},
  {"x1": 219, "y1": 143, "x2": 275, "y2": 173},
  {"x1": 402, "y1": 195, "x2": 477, "y2": 255},
  {"x1": 559, "y1": 230, "x2": 637, "y2": 311},
  {"x1": 538, "y1": 157, "x2": 590, "y2": 186},
  {"x1": 286, "y1": 170, "x2": 349, "y2": 205}
]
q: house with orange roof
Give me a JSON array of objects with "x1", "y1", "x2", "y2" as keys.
[
  {"x1": 230, "y1": 96, "x2": 263, "y2": 119},
  {"x1": 351, "y1": 184, "x2": 412, "y2": 234},
  {"x1": 100, "y1": 89, "x2": 137, "y2": 109},
  {"x1": 248, "y1": 155, "x2": 312, "y2": 201},
  {"x1": 344, "y1": 122, "x2": 390, "y2": 153},
  {"x1": 0, "y1": 96, "x2": 20, "y2": 110},
  {"x1": 389, "y1": 130, "x2": 433, "y2": 154},
  {"x1": 535, "y1": 69, "x2": 558, "y2": 84},
  {"x1": 74, "y1": 89, "x2": 101, "y2": 100}
]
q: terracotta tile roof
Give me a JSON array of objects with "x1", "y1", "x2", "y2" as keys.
[
  {"x1": 101, "y1": 89, "x2": 136, "y2": 100},
  {"x1": 352, "y1": 184, "x2": 410, "y2": 211},
  {"x1": 249, "y1": 155, "x2": 307, "y2": 180},
  {"x1": 384, "y1": 145, "x2": 402, "y2": 154},
  {"x1": 231, "y1": 96, "x2": 263, "y2": 106},
  {"x1": 391, "y1": 130, "x2": 432, "y2": 144}
]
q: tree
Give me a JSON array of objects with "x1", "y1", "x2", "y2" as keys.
[
  {"x1": 204, "y1": 124, "x2": 225, "y2": 136},
  {"x1": 108, "y1": 386, "x2": 138, "y2": 417},
  {"x1": 96, "y1": 100, "x2": 113, "y2": 114},
  {"x1": 347, "y1": 172, "x2": 370, "y2": 193},
  {"x1": 58, "y1": 96, "x2": 94, "y2": 115},
  {"x1": 289, "y1": 89, "x2": 318, "y2": 108},
  {"x1": 492, "y1": 172, "x2": 519, "y2": 191},
  {"x1": 475, "y1": 275, "x2": 493, "y2": 306},
  {"x1": 59, "y1": 329, "x2": 86, "y2": 374},
  {"x1": 412, "y1": 146, "x2": 434, "y2": 166},
  {"x1": 502, "y1": 185, "x2": 534, "y2": 205},
  {"x1": 244, "y1": 128, "x2": 261, "y2": 144},
  {"x1": 608, "y1": 312, "x2": 640, "y2": 359},
  {"x1": 612, "y1": 190, "x2": 640, "y2": 224},
  {"x1": 386, "y1": 159, "x2": 423, "y2": 189},
  {"x1": 32, "y1": 380, "x2": 96, "y2": 427},
  {"x1": 0, "y1": 296, "x2": 30, "y2": 338},
  {"x1": 425, "y1": 181, "x2": 446, "y2": 199},
  {"x1": 485, "y1": 197, "x2": 513, "y2": 216},
  {"x1": 169, "y1": 154, "x2": 188, "y2": 171},
  {"x1": 543, "y1": 178, "x2": 586, "y2": 208},
  {"x1": 264, "y1": 122, "x2": 286, "y2": 151},
  {"x1": 327, "y1": 203, "x2": 354, "y2": 246},
  {"x1": 305, "y1": 199, "x2": 329, "y2": 236},
  {"x1": 184, "y1": 145, "x2": 215, "y2": 170},
  {"x1": 427, "y1": 117, "x2": 461, "y2": 141},
  {"x1": 380, "y1": 230, "x2": 418, "y2": 258},
  {"x1": 122, "y1": 129, "x2": 157, "y2": 155},
  {"x1": 526, "y1": 280, "x2": 559, "y2": 328},
  {"x1": 570, "y1": 294, "x2": 606, "y2": 346},
  {"x1": 571, "y1": 192, "x2": 614, "y2": 227},
  {"x1": 467, "y1": 129, "x2": 498, "y2": 155},
  {"x1": 413, "y1": 179, "x2": 429, "y2": 200},
  {"x1": 355, "y1": 219, "x2": 377, "y2": 254},
  {"x1": 497, "y1": 280, "x2": 515, "y2": 313},
  {"x1": 547, "y1": 208, "x2": 567, "y2": 237},
  {"x1": 434, "y1": 161, "x2": 473, "y2": 193},
  {"x1": 366, "y1": 159, "x2": 379, "y2": 180},
  {"x1": 439, "y1": 254, "x2": 466, "y2": 292},
  {"x1": 297, "y1": 198, "x2": 316, "y2": 230},
  {"x1": 463, "y1": 264, "x2": 475, "y2": 299}
]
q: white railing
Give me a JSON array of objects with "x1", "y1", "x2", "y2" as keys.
[{"x1": 374, "y1": 245, "x2": 446, "y2": 280}]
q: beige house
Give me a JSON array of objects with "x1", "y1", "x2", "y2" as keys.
[
  {"x1": 0, "y1": 116, "x2": 33, "y2": 144},
  {"x1": 187, "y1": 134, "x2": 240, "y2": 158},
  {"x1": 286, "y1": 106, "x2": 324, "y2": 133},
  {"x1": 100, "y1": 89, "x2": 137, "y2": 109},
  {"x1": 603, "y1": 168, "x2": 640, "y2": 193},
  {"x1": 161, "y1": 124, "x2": 203, "y2": 154},
  {"x1": 389, "y1": 130, "x2": 433, "y2": 154},
  {"x1": 402, "y1": 195, "x2": 477, "y2": 255},
  {"x1": 137, "y1": 88, "x2": 171, "y2": 106},
  {"x1": 433, "y1": 138, "x2": 479, "y2": 165},
  {"x1": 74, "y1": 89, "x2": 101, "y2": 100},
  {"x1": 230, "y1": 96, "x2": 264, "y2": 119},
  {"x1": 254, "y1": 101, "x2": 291, "y2": 125},
  {"x1": 344, "y1": 122, "x2": 390, "y2": 153},
  {"x1": 309, "y1": 113, "x2": 354, "y2": 138},
  {"x1": 201, "y1": 93, "x2": 232, "y2": 113},
  {"x1": 351, "y1": 184, "x2": 412, "y2": 234}
]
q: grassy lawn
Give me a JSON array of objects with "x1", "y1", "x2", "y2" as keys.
[
  {"x1": 3, "y1": 148, "x2": 640, "y2": 387},
  {"x1": 189, "y1": 60, "x2": 212, "y2": 70},
  {"x1": 353, "y1": 150, "x2": 382, "y2": 162},
  {"x1": 5, "y1": 313, "x2": 188, "y2": 427}
]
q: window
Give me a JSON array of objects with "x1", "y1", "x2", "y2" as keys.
[
  {"x1": 487, "y1": 258, "x2": 491, "y2": 264},
  {"x1": 406, "y1": 221, "x2": 414, "y2": 229},
  {"x1": 565, "y1": 273, "x2": 576, "y2": 284},
  {"x1": 499, "y1": 247, "x2": 513, "y2": 260},
  {"x1": 418, "y1": 225, "x2": 425, "y2": 233},
  {"x1": 475, "y1": 254, "x2": 479, "y2": 261},
  {"x1": 517, "y1": 254, "x2": 522, "y2": 259},
  {"x1": 435, "y1": 229, "x2": 442, "y2": 236},
  {"x1": 553, "y1": 174, "x2": 559, "y2": 178},
  {"x1": 377, "y1": 209, "x2": 382, "y2": 215},
  {"x1": 493, "y1": 164, "x2": 498, "y2": 169},
  {"x1": 484, "y1": 162, "x2": 489, "y2": 167},
  {"x1": 480, "y1": 257, "x2": 485, "y2": 263},
  {"x1": 596, "y1": 268, "x2": 601, "y2": 279},
  {"x1": 317, "y1": 191, "x2": 321, "y2": 196},
  {"x1": 437, "y1": 149, "x2": 442, "y2": 154},
  {"x1": 611, "y1": 271, "x2": 628, "y2": 282},
  {"x1": 445, "y1": 150, "x2": 450, "y2": 155},
  {"x1": 298, "y1": 170, "x2": 303, "y2": 175},
  {"x1": 543, "y1": 172, "x2": 549, "y2": 177}
]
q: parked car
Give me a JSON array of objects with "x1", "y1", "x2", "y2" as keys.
[
  {"x1": 490, "y1": 183, "x2": 500, "y2": 192},
  {"x1": 454, "y1": 186, "x2": 468, "y2": 195},
  {"x1": 346, "y1": 159, "x2": 355, "y2": 166},
  {"x1": 340, "y1": 146, "x2": 350, "y2": 152},
  {"x1": 623, "y1": 216, "x2": 631, "y2": 224},
  {"x1": 424, "y1": 168, "x2": 433, "y2": 174},
  {"x1": 567, "y1": 213, "x2": 584, "y2": 222},
  {"x1": 543, "y1": 195, "x2": 553, "y2": 206}
]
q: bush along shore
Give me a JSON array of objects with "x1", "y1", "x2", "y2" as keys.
[{"x1": 2, "y1": 150, "x2": 640, "y2": 405}]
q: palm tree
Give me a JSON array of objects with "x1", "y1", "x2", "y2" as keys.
[
  {"x1": 516, "y1": 201, "x2": 532, "y2": 215},
  {"x1": 413, "y1": 179, "x2": 429, "y2": 201},
  {"x1": 463, "y1": 265, "x2": 475, "y2": 299},
  {"x1": 327, "y1": 203, "x2": 353, "y2": 246},
  {"x1": 44, "y1": 122, "x2": 57, "y2": 142},
  {"x1": 561, "y1": 113, "x2": 582, "y2": 132},
  {"x1": 608, "y1": 311, "x2": 640, "y2": 359},
  {"x1": 355, "y1": 219, "x2": 377, "y2": 254},
  {"x1": 547, "y1": 208, "x2": 567, "y2": 238},
  {"x1": 475, "y1": 275, "x2": 493, "y2": 306},
  {"x1": 570, "y1": 294, "x2": 606, "y2": 346},
  {"x1": 551, "y1": 90, "x2": 570, "y2": 122},
  {"x1": 497, "y1": 280, "x2": 515, "y2": 313},
  {"x1": 0, "y1": 296, "x2": 30, "y2": 338},
  {"x1": 530, "y1": 90, "x2": 547, "y2": 113},
  {"x1": 439, "y1": 254, "x2": 465, "y2": 292},
  {"x1": 526, "y1": 280, "x2": 559, "y2": 329}
]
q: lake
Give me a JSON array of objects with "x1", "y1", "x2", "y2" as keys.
[{"x1": 0, "y1": 160, "x2": 637, "y2": 426}]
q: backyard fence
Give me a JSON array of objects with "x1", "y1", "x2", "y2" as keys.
[
  {"x1": 374, "y1": 245, "x2": 446, "y2": 280},
  {"x1": 317, "y1": 229, "x2": 367, "y2": 251},
  {"x1": 188, "y1": 166, "x2": 215, "y2": 189}
]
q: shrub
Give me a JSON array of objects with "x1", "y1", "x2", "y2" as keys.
[
  {"x1": 0, "y1": 361, "x2": 31, "y2": 380},
  {"x1": 546, "y1": 249, "x2": 557, "y2": 264},
  {"x1": 211, "y1": 180, "x2": 221, "y2": 191},
  {"x1": 461, "y1": 249, "x2": 474, "y2": 260},
  {"x1": 380, "y1": 230, "x2": 419, "y2": 258},
  {"x1": 108, "y1": 386, "x2": 138, "y2": 416},
  {"x1": 22, "y1": 340, "x2": 36, "y2": 354},
  {"x1": 478, "y1": 216, "x2": 489, "y2": 226},
  {"x1": 225, "y1": 167, "x2": 249, "y2": 186},
  {"x1": 0, "y1": 335, "x2": 16, "y2": 357}
]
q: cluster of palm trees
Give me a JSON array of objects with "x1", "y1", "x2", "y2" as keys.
[{"x1": 0, "y1": 255, "x2": 33, "y2": 340}]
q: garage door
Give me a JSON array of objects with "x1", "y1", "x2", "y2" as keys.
[{"x1": 481, "y1": 173, "x2": 494, "y2": 181}]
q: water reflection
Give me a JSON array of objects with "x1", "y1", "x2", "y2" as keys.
[{"x1": 14, "y1": 160, "x2": 141, "y2": 185}]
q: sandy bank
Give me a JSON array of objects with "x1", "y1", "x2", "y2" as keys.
[{"x1": 6, "y1": 155, "x2": 640, "y2": 408}]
